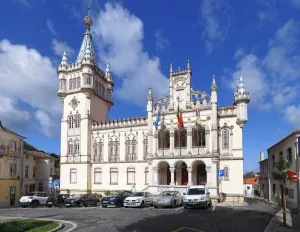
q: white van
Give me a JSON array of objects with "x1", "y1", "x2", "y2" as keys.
[{"x1": 183, "y1": 185, "x2": 210, "y2": 209}]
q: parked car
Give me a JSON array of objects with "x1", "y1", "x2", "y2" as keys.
[
  {"x1": 123, "y1": 192, "x2": 153, "y2": 208},
  {"x1": 46, "y1": 194, "x2": 70, "y2": 207},
  {"x1": 101, "y1": 190, "x2": 133, "y2": 208},
  {"x1": 182, "y1": 185, "x2": 210, "y2": 209},
  {"x1": 152, "y1": 191, "x2": 183, "y2": 208},
  {"x1": 64, "y1": 194, "x2": 100, "y2": 207},
  {"x1": 19, "y1": 192, "x2": 50, "y2": 208}
]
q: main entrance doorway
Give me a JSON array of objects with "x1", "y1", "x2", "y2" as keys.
[
  {"x1": 192, "y1": 160, "x2": 207, "y2": 185},
  {"x1": 174, "y1": 161, "x2": 188, "y2": 185},
  {"x1": 158, "y1": 161, "x2": 171, "y2": 185}
]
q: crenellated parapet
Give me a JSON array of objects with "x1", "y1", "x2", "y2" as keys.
[
  {"x1": 92, "y1": 116, "x2": 148, "y2": 129},
  {"x1": 234, "y1": 91, "x2": 250, "y2": 105},
  {"x1": 217, "y1": 106, "x2": 237, "y2": 117}
]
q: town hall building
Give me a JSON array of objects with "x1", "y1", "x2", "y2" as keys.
[{"x1": 58, "y1": 12, "x2": 250, "y2": 204}]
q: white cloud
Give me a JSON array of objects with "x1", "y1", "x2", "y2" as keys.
[
  {"x1": 46, "y1": 19, "x2": 56, "y2": 36},
  {"x1": 283, "y1": 105, "x2": 300, "y2": 128},
  {"x1": 200, "y1": 0, "x2": 234, "y2": 54},
  {"x1": 92, "y1": 2, "x2": 168, "y2": 106},
  {"x1": 256, "y1": 0, "x2": 278, "y2": 24},
  {"x1": 0, "y1": 39, "x2": 62, "y2": 137},
  {"x1": 51, "y1": 39, "x2": 75, "y2": 58},
  {"x1": 13, "y1": 0, "x2": 30, "y2": 7},
  {"x1": 154, "y1": 28, "x2": 169, "y2": 52},
  {"x1": 290, "y1": 0, "x2": 300, "y2": 9}
]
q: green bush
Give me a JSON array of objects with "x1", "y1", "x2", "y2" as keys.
[
  {"x1": 104, "y1": 190, "x2": 112, "y2": 196},
  {"x1": 95, "y1": 193, "x2": 102, "y2": 198},
  {"x1": 0, "y1": 219, "x2": 58, "y2": 232}
]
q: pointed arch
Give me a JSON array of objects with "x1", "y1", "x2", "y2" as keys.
[{"x1": 125, "y1": 129, "x2": 138, "y2": 161}]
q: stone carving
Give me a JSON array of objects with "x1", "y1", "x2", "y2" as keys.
[{"x1": 69, "y1": 97, "x2": 80, "y2": 110}]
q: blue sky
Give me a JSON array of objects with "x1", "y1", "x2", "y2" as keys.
[{"x1": 0, "y1": 0, "x2": 300, "y2": 173}]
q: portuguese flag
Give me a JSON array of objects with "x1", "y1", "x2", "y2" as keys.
[{"x1": 176, "y1": 103, "x2": 184, "y2": 127}]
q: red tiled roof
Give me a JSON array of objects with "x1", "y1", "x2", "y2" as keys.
[
  {"x1": 24, "y1": 150, "x2": 57, "y2": 159},
  {"x1": 244, "y1": 177, "x2": 259, "y2": 185},
  {"x1": 0, "y1": 121, "x2": 26, "y2": 138},
  {"x1": 267, "y1": 130, "x2": 300, "y2": 151}
]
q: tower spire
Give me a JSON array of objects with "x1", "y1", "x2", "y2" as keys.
[
  {"x1": 236, "y1": 74, "x2": 246, "y2": 93},
  {"x1": 76, "y1": 8, "x2": 97, "y2": 65},
  {"x1": 210, "y1": 74, "x2": 218, "y2": 92},
  {"x1": 105, "y1": 56, "x2": 110, "y2": 78},
  {"x1": 61, "y1": 42, "x2": 68, "y2": 66}
]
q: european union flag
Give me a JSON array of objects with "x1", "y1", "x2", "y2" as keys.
[{"x1": 154, "y1": 106, "x2": 161, "y2": 130}]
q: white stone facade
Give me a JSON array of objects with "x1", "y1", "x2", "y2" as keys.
[{"x1": 58, "y1": 13, "x2": 250, "y2": 203}]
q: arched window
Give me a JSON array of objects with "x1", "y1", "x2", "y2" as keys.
[
  {"x1": 110, "y1": 167, "x2": 118, "y2": 184},
  {"x1": 192, "y1": 126, "x2": 206, "y2": 147},
  {"x1": 93, "y1": 141, "x2": 103, "y2": 162},
  {"x1": 143, "y1": 138, "x2": 148, "y2": 160},
  {"x1": 61, "y1": 79, "x2": 66, "y2": 90},
  {"x1": 75, "y1": 141, "x2": 80, "y2": 155},
  {"x1": 145, "y1": 167, "x2": 149, "y2": 184},
  {"x1": 222, "y1": 129, "x2": 229, "y2": 150},
  {"x1": 68, "y1": 115, "x2": 74, "y2": 129},
  {"x1": 158, "y1": 130, "x2": 170, "y2": 149},
  {"x1": 127, "y1": 167, "x2": 135, "y2": 184},
  {"x1": 224, "y1": 166, "x2": 229, "y2": 180},
  {"x1": 73, "y1": 78, "x2": 76, "y2": 89},
  {"x1": 125, "y1": 139, "x2": 137, "y2": 161},
  {"x1": 84, "y1": 73, "x2": 91, "y2": 85},
  {"x1": 109, "y1": 140, "x2": 120, "y2": 162},
  {"x1": 175, "y1": 129, "x2": 187, "y2": 148},
  {"x1": 70, "y1": 168, "x2": 77, "y2": 183},
  {"x1": 69, "y1": 79, "x2": 72, "y2": 90},
  {"x1": 74, "y1": 114, "x2": 80, "y2": 128},
  {"x1": 38, "y1": 181, "x2": 43, "y2": 191},
  {"x1": 94, "y1": 168, "x2": 102, "y2": 184},
  {"x1": 77, "y1": 77, "x2": 81, "y2": 88},
  {"x1": 68, "y1": 141, "x2": 73, "y2": 155}
]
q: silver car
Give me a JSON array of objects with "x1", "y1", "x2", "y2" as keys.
[{"x1": 153, "y1": 191, "x2": 183, "y2": 208}]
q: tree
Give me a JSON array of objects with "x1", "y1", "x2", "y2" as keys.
[
  {"x1": 243, "y1": 171, "x2": 255, "y2": 179},
  {"x1": 272, "y1": 154, "x2": 296, "y2": 227}
]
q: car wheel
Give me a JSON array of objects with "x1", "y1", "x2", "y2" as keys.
[
  {"x1": 31, "y1": 201, "x2": 38, "y2": 208},
  {"x1": 125, "y1": 206, "x2": 128, "y2": 208},
  {"x1": 47, "y1": 205, "x2": 52, "y2": 208},
  {"x1": 180, "y1": 200, "x2": 183, "y2": 206},
  {"x1": 204, "y1": 201, "x2": 208, "y2": 210},
  {"x1": 58, "y1": 203, "x2": 63, "y2": 208},
  {"x1": 21, "y1": 205, "x2": 27, "y2": 208},
  {"x1": 140, "y1": 201, "x2": 144, "y2": 208},
  {"x1": 116, "y1": 201, "x2": 122, "y2": 208},
  {"x1": 154, "y1": 205, "x2": 158, "y2": 208},
  {"x1": 79, "y1": 201, "x2": 84, "y2": 207},
  {"x1": 172, "y1": 201, "x2": 176, "y2": 208},
  {"x1": 102, "y1": 205, "x2": 107, "y2": 208},
  {"x1": 184, "y1": 206, "x2": 187, "y2": 209}
]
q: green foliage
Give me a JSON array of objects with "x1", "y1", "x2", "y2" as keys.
[
  {"x1": 243, "y1": 171, "x2": 255, "y2": 179},
  {"x1": 104, "y1": 190, "x2": 112, "y2": 196},
  {"x1": 272, "y1": 154, "x2": 292, "y2": 182},
  {"x1": 87, "y1": 189, "x2": 92, "y2": 194},
  {"x1": 0, "y1": 219, "x2": 58, "y2": 232},
  {"x1": 95, "y1": 193, "x2": 103, "y2": 198}
]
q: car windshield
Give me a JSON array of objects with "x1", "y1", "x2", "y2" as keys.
[
  {"x1": 159, "y1": 191, "x2": 176, "y2": 197},
  {"x1": 132, "y1": 192, "x2": 145, "y2": 197},
  {"x1": 187, "y1": 188, "x2": 205, "y2": 195},
  {"x1": 24, "y1": 193, "x2": 35, "y2": 196}
]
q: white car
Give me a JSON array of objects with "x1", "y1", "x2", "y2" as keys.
[
  {"x1": 183, "y1": 185, "x2": 211, "y2": 209},
  {"x1": 123, "y1": 191, "x2": 153, "y2": 208},
  {"x1": 19, "y1": 192, "x2": 50, "y2": 208}
]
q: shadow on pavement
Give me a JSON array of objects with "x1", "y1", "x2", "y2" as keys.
[{"x1": 118, "y1": 209, "x2": 275, "y2": 232}]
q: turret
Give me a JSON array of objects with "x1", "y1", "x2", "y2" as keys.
[
  {"x1": 210, "y1": 75, "x2": 218, "y2": 155},
  {"x1": 147, "y1": 88, "x2": 153, "y2": 159},
  {"x1": 234, "y1": 75, "x2": 250, "y2": 128},
  {"x1": 260, "y1": 151, "x2": 264, "y2": 161},
  {"x1": 57, "y1": 43, "x2": 68, "y2": 99}
]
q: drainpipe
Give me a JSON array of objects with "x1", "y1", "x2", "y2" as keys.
[
  {"x1": 20, "y1": 139, "x2": 24, "y2": 199},
  {"x1": 295, "y1": 138, "x2": 299, "y2": 210}
]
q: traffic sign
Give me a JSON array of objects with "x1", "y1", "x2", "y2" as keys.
[
  {"x1": 48, "y1": 182, "x2": 53, "y2": 188},
  {"x1": 218, "y1": 170, "x2": 224, "y2": 177},
  {"x1": 286, "y1": 171, "x2": 298, "y2": 181},
  {"x1": 49, "y1": 176, "x2": 53, "y2": 181},
  {"x1": 54, "y1": 179, "x2": 60, "y2": 187}
]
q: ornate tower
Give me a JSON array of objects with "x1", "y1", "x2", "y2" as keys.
[
  {"x1": 234, "y1": 75, "x2": 250, "y2": 128},
  {"x1": 210, "y1": 75, "x2": 218, "y2": 155},
  {"x1": 57, "y1": 9, "x2": 114, "y2": 193},
  {"x1": 168, "y1": 60, "x2": 192, "y2": 111}
]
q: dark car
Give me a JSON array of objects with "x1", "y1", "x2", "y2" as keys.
[
  {"x1": 64, "y1": 194, "x2": 100, "y2": 207},
  {"x1": 101, "y1": 190, "x2": 133, "y2": 208},
  {"x1": 46, "y1": 194, "x2": 70, "y2": 207}
]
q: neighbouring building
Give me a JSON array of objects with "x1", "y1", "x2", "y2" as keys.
[
  {"x1": 58, "y1": 12, "x2": 250, "y2": 204},
  {"x1": 0, "y1": 121, "x2": 25, "y2": 207},
  {"x1": 244, "y1": 176, "x2": 259, "y2": 197},
  {"x1": 259, "y1": 151, "x2": 269, "y2": 200},
  {"x1": 23, "y1": 150, "x2": 56, "y2": 194},
  {"x1": 266, "y1": 131, "x2": 300, "y2": 209}
]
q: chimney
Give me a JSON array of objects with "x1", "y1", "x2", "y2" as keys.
[{"x1": 260, "y1": 151, "x2": 264, "y2": 161}]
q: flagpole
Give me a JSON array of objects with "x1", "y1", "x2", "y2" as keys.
[
  {"x1": 179, "y1": 127, "x2": 181, "y2": 156},
  {"x1": 197, "y1": 124, "x2": 199, "y2": 155}
]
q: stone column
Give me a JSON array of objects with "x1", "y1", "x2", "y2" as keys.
[
  {"x1": 205, "y1": 130, "x2": 210, "y2": 154},
  {"x1": 187, "y1": 167, "x2": 193, "y2": 186},
  {"x1": 169, "y1": 167, "x2": 175, "y2": 185},
  {"x1": 152, "y1": 167, "x2": 158, "y2": 185},
  {"x1": 170, "y1": 129, "x2": 174, "y2": 156},
  {"x1": 210, "y1": 159, "x2": 218, "y2": 197},
  {"x1": 148, "y1": 161, "x2": 153, "y2": 186},
  {"x1": 187, "y1": 129, "x2": 192, "y2": 155},
  {"x1": 205, "y1": 165, "x2": 212, "y2": 186},
  {"x1": 153, "y1": 132, "x2": 158, "y2": 157}
]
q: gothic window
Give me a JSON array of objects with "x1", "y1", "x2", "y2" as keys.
[
  {"x1": 222, "y1": 129, "x2": 229, "y2": 150},
  {"x1": 68, "y1": 115, "x2": 74, "y2": 129},
  {"x1": 110, "y1": 167, "x2": 118, "y2": 184},
  {"x1": 70, "y1": 169, "x2": 77, "y2": 183},
  {"x1": 115, "y1": 141, "x2": 119, "y2": 161},
  {"x1": 38, "y1": 181, "x2": 43, "y2": 191},
  {"x1": 224, "y1": 166, "x2": 229, "y2": 179},
  {"x1": 127, "y1": 167, "x2": 136, "y2": 184},
  {"x1": 125, "y1": 139, "x2": 137, "y2": 161},
  {"x1": 93, "y1": 143, "x2": 97, "y2": 162},
  {"x1": 109, "y1": 140, "x2": 119, "y2": 162},
  {"x1": 69, "y1": 79, "x2": 72, "y2": 90},
  {"x1": 175, "y1": 129, "x2": 187, "y2": 148},
  {"x1": 73, "y1": 78, "x2": 76, "y2": 89},
  {"x1": 109, "y1": 141, "x2": 114, "y2": 161},
  {"x1": 94, "y1": 168, "x2": 102, "y2": 184},
  {"x1": 192, "y1": 127, "x2": 206, "y2": 147},
  {"x1": 68, "y1": 141, "x2": 73, "y2": 155},
  {"x1": 145, "y1": 167, "x2": 149, "y2": 184},
  {"x1": 84, "y1": 73, "x2": 91, "y2": 85},
  {"x1": 158, "y1": 130, "x2": 170, "y2": 149},
  {"x1": 143, "y1": 138, "x2": 148, "y2": 160},
  {"x1": 77, "y1": 77, "x2": 81, "y2": 88},
  {"x1": 102, "y1": 87, "x2": 105, "y2": 97},
  {"x1": 62, "y1": 79, "x2": 66, "y2": 90},
  {"x1": 107, "y1": 89, "x2": 112, "y2": 100},
  {"x1": 75, "y1": 141, "x2": 80, "y2": 155},
  {"x1": 93, "y1": 142, "x2": 103, "y2": 162},
  {"x1": 74, "y1": 114, "x2": 80, "y2": 128}
]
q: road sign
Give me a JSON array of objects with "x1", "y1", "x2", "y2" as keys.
[
  {"x1": 218, "y1": 170, "x2": 224, "y2": 177},
  {"x1": 48, "y1": 182, "x2": 53, "y2": 188},
  {"x1": 287, "y1": 171, "x2": 298, "y2": 181},
  {"x1": 54, "y1": 179, "x2": 60, "y2": 187},
  {"x1": 49, "y1": 176, "x2": 53, "y2": 181}
]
